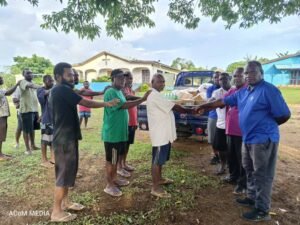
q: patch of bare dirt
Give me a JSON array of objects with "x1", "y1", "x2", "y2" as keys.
[{"x1": 1, "y1": 105, "x2": 299, "y2": 225}]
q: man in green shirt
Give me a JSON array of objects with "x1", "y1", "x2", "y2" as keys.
[{"x1": 102, "y1": 69, "x2": 151, "y2": 197}]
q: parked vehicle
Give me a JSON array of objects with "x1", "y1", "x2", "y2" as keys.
[{"x1": 138, "y1": 71, "x2": 214, "y2": 138}]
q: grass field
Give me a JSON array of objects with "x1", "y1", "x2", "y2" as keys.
[
  {"x1": 0, "y1": 97, "x2": 219, "y2": 225},
  {"x1": 279, "y1": 87, "x2": 300, "y2": 104}
]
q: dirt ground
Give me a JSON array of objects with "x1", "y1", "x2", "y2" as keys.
[{"x1": 0, "y1": 105, "x2": 299, "y2": 225}]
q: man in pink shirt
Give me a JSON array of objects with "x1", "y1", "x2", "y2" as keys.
[
  {"x1": 117, "y1": 71, "x2": 139, "y2": 177},
  {"x1": 79, "y1": 81, "x2": 93, "y2": 128},
  {"x1": 224, "y1": 67, "x2": 247, "y2": 194}
]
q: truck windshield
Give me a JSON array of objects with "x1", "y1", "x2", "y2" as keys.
[{"x1": 182, "y1": 76, "x2": 212, "y2": 87}]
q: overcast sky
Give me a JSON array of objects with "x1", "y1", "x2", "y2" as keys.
[{"x1": 0, "y1": 1, "x2": 299, "y2": 72}]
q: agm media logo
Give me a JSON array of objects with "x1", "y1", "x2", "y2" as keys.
[{"x1": 8, "y1": 210, "x2": 50, "y2": 217}]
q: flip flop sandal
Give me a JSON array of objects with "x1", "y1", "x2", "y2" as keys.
[
  {"x1": 50, "y1": 212, "x2": 77, "y2": 222},
  {"x1": 41, "y1": 162, "x2": 54, "y2": 168},
  {"x1": 67, "y1": 203, "x2": 85, "y2": 211},
  {"x1": 124, "y1": 165, "x2": 135, "y2": 171},
  {"x1": 151, "y1": 190, "x2": 171, "y2": 198},
  {"x1": 159, "y1": 178, "x2": 174, "y2": 185},
  {"x1": 114, "y1": 179, "x2": 130, "y2": 187},
  {"x1": 104, "y1": 187, "x2": 123, "y2": 197},
  {"x1": 117, "y1": 169, "x2": 131, "y2": 178}
]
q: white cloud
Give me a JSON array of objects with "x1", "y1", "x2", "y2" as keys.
[{"x1": 0, "y1": 1, "x2": 299, "y2": 72}]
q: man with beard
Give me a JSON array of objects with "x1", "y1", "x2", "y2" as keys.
[{"x1": 49, "y1": 62, "x2": 119, "y2": 222}]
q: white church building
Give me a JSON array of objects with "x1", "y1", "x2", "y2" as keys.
[{"x1": 72, "y1": 51, "x2": 180, "y2": 84}]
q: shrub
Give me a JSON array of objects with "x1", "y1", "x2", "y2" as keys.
[
  {"x1": 92, "y1": 75, "x2": 111, "y2": 82},
  {"x1": 139, "y1": 83, "x2": 150, "y2": 92}
]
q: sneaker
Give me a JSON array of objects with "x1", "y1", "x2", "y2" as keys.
[
  {"x1": 242, "y1": 208, "x2": 271, "y2": 222},
  {"x1": 236, "y1": 197, "x2": 255, "y2": 207},
  {"x1": 15, "y1": 143, "x2": 19, "y2": 149},
  {"x1": 233, "y1": 185, "x2": 246, "y2": 195},
  {"x1": 210, "y1": 155, "x2": 220, "y2": 165}
]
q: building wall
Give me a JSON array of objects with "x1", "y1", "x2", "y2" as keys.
[
  {"x1": 73, "y1": 54, "x2": 179, "y2": 83},
  {"x1": 263, "y1": 56, "x2": 300, "y2": 85}
]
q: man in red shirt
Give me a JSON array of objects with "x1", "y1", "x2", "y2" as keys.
[
  {"x1": 117, "y1": 71, "x2": 139, "y2": 177},
  {"x1": 79, "y1": 81, "x2": 93, "y2": 128}
]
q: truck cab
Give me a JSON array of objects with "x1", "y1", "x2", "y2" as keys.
[
  {"x1": 174, "y1": 71, "x2": 214, "y2": 88},
  {"x1": 138, "y1": 71, "x2": 214, "y2": 138}
]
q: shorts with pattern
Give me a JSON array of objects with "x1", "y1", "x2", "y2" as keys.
[
  {"x1": 41, "y1": 123, "x2": 53, "y2": 146},
  {"x1": 152, "y1": 142, "x2": 171, "y2": 165},
  {"x1": 79, "y1": 111, "x2": 91, "y2": 118}
]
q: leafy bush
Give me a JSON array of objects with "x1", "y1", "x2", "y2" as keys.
[
  {"x1": 92, "y1": 75, "x2": 111, "y2": 82},
  {"x1": 139, "y1": 83, "x2": 150, "y2": 92},
  {"x1": 1, "y1": 74, "x2": 16, "y2": 88}
]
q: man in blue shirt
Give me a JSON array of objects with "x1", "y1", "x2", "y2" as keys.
[
  {"x1": 196, "y1": 61, "x2": 290, "y2": 222},
  {"x1": 37, "y1": 75, "x2": 55, "y2": 168},
  {"x1": 206, "y1": 71, "x2": 220, "y2": 164}
]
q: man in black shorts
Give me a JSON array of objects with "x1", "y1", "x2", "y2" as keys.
[
  {"x1": 49, "y1": 62, "x2": 118, "y2": 222},
  {"x1": 19, "y1": 69, "x2": 42, "y2": 154}
]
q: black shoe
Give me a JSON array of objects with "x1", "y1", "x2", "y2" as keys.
[
  {"x1": 233, "y1": 185, "x2": 246, "y2": 195},
  {"x1": 236, "y1": 197, "x2": 255, "y2": 207},
  {"x1": 242, "y1": 208, "x2": 271, "y2": 222},
  {"x1": 210, "y1": 155, "x2": 220, "y2": 165}
]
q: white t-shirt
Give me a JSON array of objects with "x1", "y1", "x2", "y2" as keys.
[
  {"x1": 212, "y1": 88, "x2": 228, "y2": 129},
  {"x1": 147, "y1": 88, "x2": 176, "y2": 147}
]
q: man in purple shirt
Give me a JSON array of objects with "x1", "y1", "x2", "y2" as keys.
[{"x1": 223, "y1": 68, "x2": 247, "y2": 195}]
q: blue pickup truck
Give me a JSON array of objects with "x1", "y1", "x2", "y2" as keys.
[{"x1": 138, "y1": 71, "x2": 214, "y2": 138}]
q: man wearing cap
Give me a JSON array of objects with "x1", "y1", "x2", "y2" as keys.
[{"x1": 102, "y1": 69, "x2": 151, "y2": 197}]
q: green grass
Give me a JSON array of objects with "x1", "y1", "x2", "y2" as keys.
[
  {"x1": 1, "y1": 96, "x2": 219, "y2": 225},
  {"x1": 279, "y1": 87, "x2": 300, "y2": 104}
]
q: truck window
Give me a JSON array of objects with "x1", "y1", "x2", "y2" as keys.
[
  {"x1": 184, "y1": 77, "x2": 193, "y2": 86},
  {"x1": 193, "y1": 77, "x2": 202, "y2": 86},
  {"x1": 201, "y1": 76, "x2": 212, "y2": 84}
]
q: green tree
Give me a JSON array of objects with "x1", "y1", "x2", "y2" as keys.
[
  {"x1": 1, "y1": 0, "x2": 299, "y2": 40},
  {"x1": 171, "y1": 57, "x2": 196, "y2": 70},
  {"x1": 226, "y1": 61, "x2": 246, "y2": 74},
  {"x1": 10, "y1": 54, "x2": 54, "y2": 75},
  {"x1": 226, "y1": 57, "x2": 270, "y2": 73}
]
